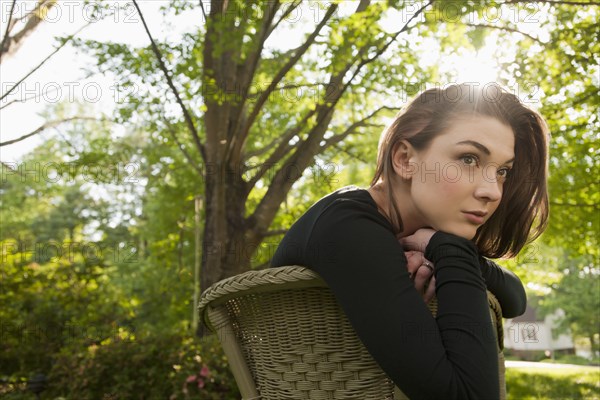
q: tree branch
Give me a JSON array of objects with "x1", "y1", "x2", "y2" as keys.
[
  {"x1": 245, "y1": 107, "x2": 319, "y2": 190},
  {"x1": 132, "y1": 0, "x2": 206, "y2": 162},
  {"x1": 245, "y1": 105, "x2": 336, "y2": 234},
  {"x1": 305, "y1": 0, "x2": 428, "y2": 125},
  {"x1": 240, "y1": 96, "x2": 317, "y2": 162},
  {"x1": 227, "y1": 1, "x2": 281, "y2": 162},
  {"x1": 355, "y1": 0, "x2": 371, "y2": 13},
  {"x1": 358, "y1": 0, "x2": 433, "y2": 67},
  {"x1": 242, "y1": 131, "x2": 288, "y2": 161},
  {"x1": 305, "y1": 1, "x2": 430, "y2": 139},
  {"x1": 245, "y1": 2, "x2": 433, "y2": 236},
  {"x1": 464, "y1": 22, "x2": 545, "y2": 45},
  {"x1": 0, "y1": 0, "x2": 17, "y2": 60},
  {"x1": 241, "y1": 4, "x2": 338, "y2": 145},
  {"x1": 320, "y1": 121, "x2": 385, "y2": 151},
  {"x1": 0, "y1": 0, "x2": 58, "y2": 61},
  {"x1": 161, "y1": 115, "x2": 205, "y2": 176},
  {"x1": 53, "y1": 128, "x2": 80, "y2": 153},
  {"x1": 255, "y1": 5, "x2": 380, "y2": 168},
  {"x1": 1, "y1": 48, "x2": 61, "y2": 101},
  {"x1": 266, "y1": 0, "x2": 302, "y2": 38},
  {"x1": 0, "y1": 66, "x2": 112, "y2": 110},
  {"x1": 330, "y1": 142, "x2": 370, "y2": 164},
  {"x1": 0, "y1": 117, "x2": 100, "y2": 147},
  {"x1": 303, "y1": 0, "x2": 428, "y2": 132},
  {"x1": 0, "y1": 23, "x2": 90, "y2": 101},
  {"x1": 199, "y1": 0, "x2": 207, "y2": 21},
  {"x1": 264, "y1": 228, "x2": 288, "y2": 237}
]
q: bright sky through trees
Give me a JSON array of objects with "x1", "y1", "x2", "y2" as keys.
[{"x1": 0, "y1": 0, "x2": 544, "y2": 162}]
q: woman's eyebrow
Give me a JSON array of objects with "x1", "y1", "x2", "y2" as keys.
[
  {"x1": 456, "y1": 140, "x2": 515, "y2": 164},
  {"x1": 456, "y1": 140, "x2": 490, "y2": 155}
]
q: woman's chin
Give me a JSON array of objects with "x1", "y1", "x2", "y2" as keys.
[{"x1": 440, "y1": 225, "x2": 477, "y2": 240}]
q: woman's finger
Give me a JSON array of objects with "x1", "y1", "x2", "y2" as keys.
[
  {"x1": 424, "y1": 275, "x2": 436, "y2": 303},
  {"x1": 404, "y1": 251, "x2": 422, "y2": 279},
  {"x1": 413, "y1": 263, "x2": 433, "y2": 295}
]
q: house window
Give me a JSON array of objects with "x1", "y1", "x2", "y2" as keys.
[{"x1": 521, "y1": 324, "x2": 539, "y2": 343}]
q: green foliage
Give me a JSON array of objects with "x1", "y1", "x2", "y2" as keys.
[
  {"x1": 0, "y1": 236, "x2": 132, "y2": 374},
  {"x1": 505, "y1": 365, "x2": 600, "y2": 400},
  {"x1": 3, "y1": 0, "x2": 599, "y2": 397},
  {"x1": 539, "y1": 257, "x2": 600, "y2": 357},
  {"x1": 0, "y1": 130, "x2": 222, "y2": 397},
  {"x1": 469, "y1": 2, "x2": 600, "y2": 355},
  {"x1": 505, "y1": 5, "x2": 599, "y2": 259},
  {"x1": 46, "y1": 334, "x2": 238, "y2": 400},
  {"x1": 0, "y1": 255, "x2": 119, "y2": 398}
]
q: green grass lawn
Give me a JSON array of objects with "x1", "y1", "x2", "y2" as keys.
[{"x1": 506, "y1": 365, "x2": 600, "y2": 400}]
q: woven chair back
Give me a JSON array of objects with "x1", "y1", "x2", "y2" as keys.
[{"x1": 198, "y1": 265, "x2": 505, "y2": 400}]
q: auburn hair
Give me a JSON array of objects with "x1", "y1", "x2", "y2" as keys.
[{"x1": 370, "y1": 83, "x2": 549, "y2": 258}]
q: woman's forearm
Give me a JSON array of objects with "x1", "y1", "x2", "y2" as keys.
[{"x1": 479, "y1": 258, "x2": 527, "y2": 318}]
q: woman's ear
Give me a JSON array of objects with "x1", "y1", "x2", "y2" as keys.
[{"x1": 391, "y1": 140, "x2": 417, "y2": 180}]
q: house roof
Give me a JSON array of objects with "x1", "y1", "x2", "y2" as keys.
[{"x1": 511, "y1": 303, "x2": 540, "y2": 322}]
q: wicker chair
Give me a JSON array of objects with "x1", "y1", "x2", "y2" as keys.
[{"x1": 198, "y1": 265, "x2": 506, "y2": 400}]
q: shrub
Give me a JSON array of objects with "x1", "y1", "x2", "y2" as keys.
[{"x1": 45, "y1": 333, "x2": 239, "y2": 399}]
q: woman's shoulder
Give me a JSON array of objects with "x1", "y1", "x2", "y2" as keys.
[
  {"x1": 271, "y1": 186, "x2": 382, "y2": 267},
  {"x1": 306, "y1": 185, "x2": 376, "y2": 217},
  {"x1": 310, "y1": 185, "x2": 391, "y2": 229},
  {"x1": 284, "y1": 186, "x2": 384, "y2": 239},
  {"x1": 318, "y1": 185, "x2": 373, "y2": 206}
]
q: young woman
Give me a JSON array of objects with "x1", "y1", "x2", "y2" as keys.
[{"x1": 270, "y1": 83, "x2": 549, "y2": 399}]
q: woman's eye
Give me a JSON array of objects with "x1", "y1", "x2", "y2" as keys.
[
  {"x1": 460, "y1": 155, "x2": 478, "y2": 166},
  {"x1": 498, "y1": 168, "x2": 511, "y2": 179}
]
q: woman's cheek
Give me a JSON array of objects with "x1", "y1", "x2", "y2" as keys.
[{"x1": 439, "y1": 179, "x2": 461, "y2": 196}]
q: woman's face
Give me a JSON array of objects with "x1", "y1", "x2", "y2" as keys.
[{"x1": 407, "y1": 115, "x2": 515, "y2": 239}]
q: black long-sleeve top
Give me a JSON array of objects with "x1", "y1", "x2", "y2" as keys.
[{"x1": 271, "y1": 186, "x2": 526, "y2": 400}]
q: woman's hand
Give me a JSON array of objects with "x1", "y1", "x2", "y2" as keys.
[
  {"x1": 401, "y1": 228, "x2": 437, "y2": 303},
  {"x1": 399, "y1": 228, "x2": 437, "y2": 253},
  {"x1": 404, "y1": 250, "x2": 436, "y2": 304}
]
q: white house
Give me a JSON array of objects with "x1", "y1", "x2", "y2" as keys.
[{"x1": 503, "y1": 303, "x2": 575, "y2": 358}]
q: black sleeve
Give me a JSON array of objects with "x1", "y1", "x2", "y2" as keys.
[
  {"x1": 307, "y1": 200, "x2": 499, "y2": 400},
  {"x1": 480, "y1": 258, "x2": 527, "y2": 318}
]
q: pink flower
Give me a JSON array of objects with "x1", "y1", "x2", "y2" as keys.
[
  {"x1": 186, "y1": 374, "x2": 197, "y2": 383},
  {"x1": 199, "y1": 365, "x2": 210, "y2": 378},
  {"x1": 197, "y1": 378, "x2": 205, "y2": 389}
]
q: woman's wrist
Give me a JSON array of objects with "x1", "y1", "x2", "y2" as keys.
[{"x1": 425, "y1": 231, "x2": 480, "y2": 265}]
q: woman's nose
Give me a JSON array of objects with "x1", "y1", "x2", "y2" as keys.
[{"x1": 474, "y1": 172, "x2": 502, "y2": 202}]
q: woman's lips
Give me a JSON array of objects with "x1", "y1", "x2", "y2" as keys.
[{"x1": 462, "y1": 211, "x2": 487, "y2": 225}]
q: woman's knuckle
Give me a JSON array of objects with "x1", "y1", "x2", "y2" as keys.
[{"x1": 416, "y1": 268, "x2": 430, "y2": 278}]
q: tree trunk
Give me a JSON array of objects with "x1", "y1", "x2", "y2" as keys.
[
  {"x1": 200, "y1": 162, "x2": 254, "y2": 295},
  {"x1": 195, "y1": 0, "x2": 429, "y2": 335}
]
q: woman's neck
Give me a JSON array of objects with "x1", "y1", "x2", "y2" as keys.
[{"x1": 367, "y1": 182, "x2": 425, "y2": 238}]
